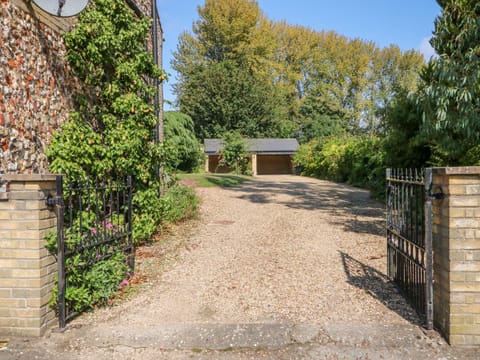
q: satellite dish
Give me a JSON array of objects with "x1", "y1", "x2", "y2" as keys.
[{"x1": 32, "y1": 0, "x2": 90, "y2": 17}]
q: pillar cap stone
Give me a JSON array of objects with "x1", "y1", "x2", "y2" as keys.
[
  {"x1": 2, "y1": 174, "x2": 60, "y2": 182},
  {"x1": 431, "y1": 167, "x2": 480, "y2": 175}
]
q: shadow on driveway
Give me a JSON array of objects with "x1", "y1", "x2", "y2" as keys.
[
  {"x1": 229, "y1": 175, "x2": 385, "y2": 236},
  {"x1": 339, "y1": 251, "x2": 422, "y2": 326}
]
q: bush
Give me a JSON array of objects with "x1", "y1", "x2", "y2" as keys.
[
  {"x1": 45, "y1": 227, "x2": 131, "y2": 313},
  {"x1": 294, "y1": 135, "x2": 386, "y2": 198},
  {"x1": 219, "y1": 131, "x2": 250, "y2": 175},
  {"x1": 159, "y1": 184, "x2": 200, "y2": 224},
  {"x1": 132, "y1": 185, "x2": 163, "y2": 241},
  {"x1": 460, "y1": 144, "x2": 480, "y2": 166},
  {"x1": 293, "y1": 139, "x2": 324, "y2": 177}
]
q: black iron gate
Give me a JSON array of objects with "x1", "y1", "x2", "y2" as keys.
[
  {"x1": 47, "y1": 176, "x2": 134, "y2": 329},
  {"x1": 386, "y1": 168, "x2": 433, "y2": 329}
]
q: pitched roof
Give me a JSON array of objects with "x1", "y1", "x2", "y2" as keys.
[{"x1": 204, "y1": 138, "x2": 299, "y2": 155}]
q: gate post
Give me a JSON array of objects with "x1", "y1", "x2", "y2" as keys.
[
  {"x1": 425, "y1": 168, "x2": 434, "y2": 330},
  {"x1": 431, "y1": 167, "x2": 480, "y2": 346},
  {"x1": 0, "y1": 174, "x2": 58, "y2": 336}
]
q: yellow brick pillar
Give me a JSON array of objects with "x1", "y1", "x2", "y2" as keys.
[
  {"x1": 432, "y1": 167, "x2": 480, "y2": 346},
  {"x1": 0, "y1": 175, "x2": 58, "y2": 336}
]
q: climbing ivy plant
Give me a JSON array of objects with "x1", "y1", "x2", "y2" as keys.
[{"x1": 47, "y1": 0, "x2": 167, "y2": 242}]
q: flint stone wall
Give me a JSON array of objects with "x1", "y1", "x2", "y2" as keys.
[
  {"x1": 0, "y1": 0, "x2": 157, "y2": 176},
  {"x1": 0, "y1": 0, "x2": 80, "y2": 175}
]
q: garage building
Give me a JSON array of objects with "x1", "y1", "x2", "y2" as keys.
[{"x1": 204, "y1": 138, "x2": 299, "y2": 176}]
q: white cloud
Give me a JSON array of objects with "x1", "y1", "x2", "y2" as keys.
[{"x1": 418, "y1": 37, "x2": 437, "y2": 60}]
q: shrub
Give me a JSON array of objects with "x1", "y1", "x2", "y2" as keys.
[
  {"x1": 219, "y1": 131, "x2": 250, "y2": 175},
  {"x1": 159, "y1": 184, "x2": 200, "y2": 224},
  {"x1": 293, "y1": 139, "x2": 324, "y2": 177},
  {"x1": 45, "y1": 225, "x2": 131, "y2": 313},
  {"x1": 132, "y1": 185, "x2": 163, "y2": 241},
  {"x1": 294, "y1": 135, "x2": 386, "y2": 198}
]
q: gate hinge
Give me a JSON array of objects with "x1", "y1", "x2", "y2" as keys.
[
  {"x1": 428, "y1": 185, "x2": 445, "y2": 200},
  {"x1": 46, "y1": 195, "x2": 63, "y2": 207}
]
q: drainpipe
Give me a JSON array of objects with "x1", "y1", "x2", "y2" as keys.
[
  {"x1": 151, "y1": 0, "x2": 164, "y2": 143},
  {"x1": 125, "y1": 0, "x2": 143, "y2": 17},
  {"x1": 151, "y1": 0, "x2": 166, "y2": 195}
]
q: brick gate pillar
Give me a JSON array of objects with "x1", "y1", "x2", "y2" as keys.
[
  {"x1": 431, "y1": 167, "x2": 480, "y2": 346},
  {"x1": 0, "y1": 175, "x2": 58, "y2": 336}
]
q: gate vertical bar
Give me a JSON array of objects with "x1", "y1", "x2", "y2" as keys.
[
  {"x1": 424, "y1": 168, "x2": 434, "y2": 329},
  {"x1": 127, "y1": 176, "x2": 134, "y2": 272},
  {"x1": 55, "y1": 175, "x2": 66, "y2": 330},
  {"x1": 386, "y1": 168, "x2": 391, "y2": 279}
]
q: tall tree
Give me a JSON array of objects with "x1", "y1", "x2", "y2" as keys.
[
  {"x1": 421, "y1": 0, "x2": 480, "y2": 158},
  {"x1": 366, "y1": 46, "x2": 424, "y2": 134},
  {"x1": 172, "y1": 0, "x2": 286, "y2": 139},
  {"x1": 173, "y1": 0, "x2": 424, "y2": 140},
  {"x1": 383, "y1": 91, "x2": 432, "y2": 168}
]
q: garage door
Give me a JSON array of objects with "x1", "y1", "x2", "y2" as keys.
[
  {"x1": 257, "y1": 155, "x2": 293, "y2": 175},
  {"x1": 207, "y1": 155, "x2": 231, "y2": 173}
]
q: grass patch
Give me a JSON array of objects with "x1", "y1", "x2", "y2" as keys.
[{"x1": 177, "y1": 173, "x2": 251, "y2": 188}]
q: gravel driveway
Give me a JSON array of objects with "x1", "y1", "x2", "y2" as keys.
[{"x1": 3, "y1": 175, "x2": 478, "y2": 359}]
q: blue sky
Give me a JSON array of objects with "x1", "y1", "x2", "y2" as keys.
[{"x1": 157, "y1": 0, "x2": 442, "y2": 110}]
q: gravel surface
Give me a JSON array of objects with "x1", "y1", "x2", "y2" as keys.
[{"x1": 2, "y1": 175, "x2": 478, "y2": 359}]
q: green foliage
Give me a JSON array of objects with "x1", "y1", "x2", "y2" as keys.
[
  {"x1": 45, "y1": 219, "x2": 130, "y2": 313},
  {"x1": 131, "y1": 185, "x2": 163, "y2": 241},
  {"x1": 339, "y1": 137, "x2": 385, "y2": 196},
  {"x1": 420, "y1": 0, "x2": 480, "y2": 158},
  {"x1": 293, "y1": 139, "x2": 324, "y2": 177},
  {"x1": 294, "y1": 136, "x2": 386, "y2": 198},
  {"x1": 48, "y1": 0, "x2": 163, "y2": 181},
  {"x1": 297, "y1": 93, "x2": 346, "y2": 143},
  {"x1": 173, "y1": 0, "x2": 293, "y2": 138},
  {"x1": 159, "y1": 184, "x2": 200, "y2": 224},
  {"x1": 460, "y1": 145, "x2": 480, "y2": 166},
  {"x1": 314, "y1": 138, "x2": 349, "y2": 182},
  {"x1": 53, "y1": 252, "x2": 129, "y2": 313},
  {"x1": 173, "y1": 0, "x2": 425, "y2": 139},
  {"x1": 219, "y1": 132, "x2": 250, "y2": 175},
  {"x1": 383, "y1": 92, "x2": 433, "y2": 168},
  {"x1": 46, "y1": 0, "x2": 170, "y2": 242},
  {"x1": 175, "y1": 59, "x2": 283, "y2": 139},
  {"x1": 164, "y1": 111, "x2": 201, "y2": 172}
]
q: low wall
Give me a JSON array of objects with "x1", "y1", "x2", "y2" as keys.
[{"x1": 0, "y1": 175, "x2": 57, "y2": 336}]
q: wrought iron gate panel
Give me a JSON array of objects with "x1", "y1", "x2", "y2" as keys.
[
  {"x1": 386, "y1": 168, "x2": 433, "y2": 329},
  {"x1": 49, "y1": 175, "x2": 134, "y2": 329}
]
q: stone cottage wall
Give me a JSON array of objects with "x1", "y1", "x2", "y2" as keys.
[
  {"x1": 0, "y1": 0, "x2": 158, "y2": 175},
  {"x1": 0, "y1": 0, "x2": 80, "y2": 175}
]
